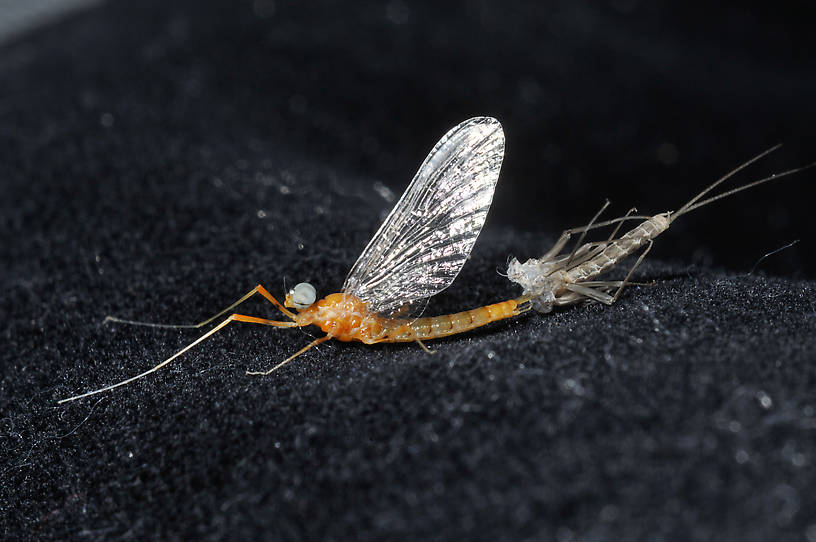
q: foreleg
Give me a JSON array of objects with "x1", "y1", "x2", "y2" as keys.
[
  {"x1": 59, "y1": 314, "x2": 299, "y2": 403},
  {"x1": 104, "y1": 284, "x2": 296, "y2": 328}
]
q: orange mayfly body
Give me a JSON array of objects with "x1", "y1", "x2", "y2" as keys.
[{"x1": 59, "y1": 117, "x2": 532, "y2": 403}]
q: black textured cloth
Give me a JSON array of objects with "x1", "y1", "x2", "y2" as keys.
[{"x1": 2, "y1": 2, "x2": 816, "y2": 540}]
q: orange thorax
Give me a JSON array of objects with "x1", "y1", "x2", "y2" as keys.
[{"x1": 295, "y1": 293, "x2": 384, "y2": 342}]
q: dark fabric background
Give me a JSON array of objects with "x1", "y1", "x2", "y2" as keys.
[{"x1": 2, "y1": 1, "x2": 815, "y2": 540}]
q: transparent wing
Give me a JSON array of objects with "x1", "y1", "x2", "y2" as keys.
[{"x1": 342, "y1": 116, "x2": 505, "y2": 315}]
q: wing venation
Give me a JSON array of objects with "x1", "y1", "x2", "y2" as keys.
[{"x1": 342, "y1": 116, "x2": 505, "y2": 315}]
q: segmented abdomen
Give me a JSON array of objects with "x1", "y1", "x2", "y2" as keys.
[
  {"x1": 379, "y1": 297, "x2": 528, "y2": 343},
  {"x1": 566, "y1": 214, "x2": 670, "y2": 283}
]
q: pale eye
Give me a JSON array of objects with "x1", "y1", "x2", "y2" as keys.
[{"x1": 290, "y1": 282, "x2": 316, "y2": 309}]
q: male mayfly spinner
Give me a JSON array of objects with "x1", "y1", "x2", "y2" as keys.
[{"x1": 59, "y1": 117, "x2": 532, "y2": 403}]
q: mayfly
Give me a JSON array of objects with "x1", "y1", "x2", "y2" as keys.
[
  {"x1": 59, "y1": 117, "x2": 532, "y2": 403},
  {"x1": 507, "y1": 146, "x2": 814, "y2": 313}
]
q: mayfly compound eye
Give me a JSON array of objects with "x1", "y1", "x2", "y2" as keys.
[{"x1": 290, "y1": 283, "x2": 316, "y2": 309}]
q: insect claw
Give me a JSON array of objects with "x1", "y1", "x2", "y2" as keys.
[{"x1": 415, "y1": 339, "x2": 436, "y2": 354}]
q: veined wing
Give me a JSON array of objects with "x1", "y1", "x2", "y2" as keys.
[{"x1": 343, "y1": 116, "x2": 505, "y2": 315}]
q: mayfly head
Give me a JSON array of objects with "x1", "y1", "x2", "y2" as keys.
[
  {"x1": 507, "y1": 257, "x2": 557, "y2": 313},
  {"x1": 285, "y1": 282, "x2": 317, "y2": 310}
]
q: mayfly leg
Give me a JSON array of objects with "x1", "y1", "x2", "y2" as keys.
[
  {"x1": 566, "y1": 207, "x2": 642, "y2": 269},
  {"x1": 537, "y1": 202, "x2": 609, "y2": 264},
  {"x1": 415, "y1": 339, "x2": 436, "y2": 354},
  {"x1": 539, "y1": 211, "x2": 649, "y2": 264},
  {"x1": 56, "y1": 285, "x2": 301, "y2": 401},
  {"x1": 604, "y1": 208, "x2": 638, "y2": 243},
  {"x1": 58, "y1": 313, "x2": 301, "y2": 404},
  {"x1": 104, "y1": 284, "x2": 297, "y2": 328},
  {"x1": 245, "y1": 334, "x2": 333, "y2": 376},
  {"x1": 566, "y1": 199, "x2": 611, "y2": 265}
]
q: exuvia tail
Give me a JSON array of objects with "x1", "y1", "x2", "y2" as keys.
[{"x1": 671, "y1": 145, "x2": 815, "y2": 221}]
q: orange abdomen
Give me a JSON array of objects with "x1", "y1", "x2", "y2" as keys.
[{"x1": 379, "y1": 297, "x2": 528, "y2": 343}]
